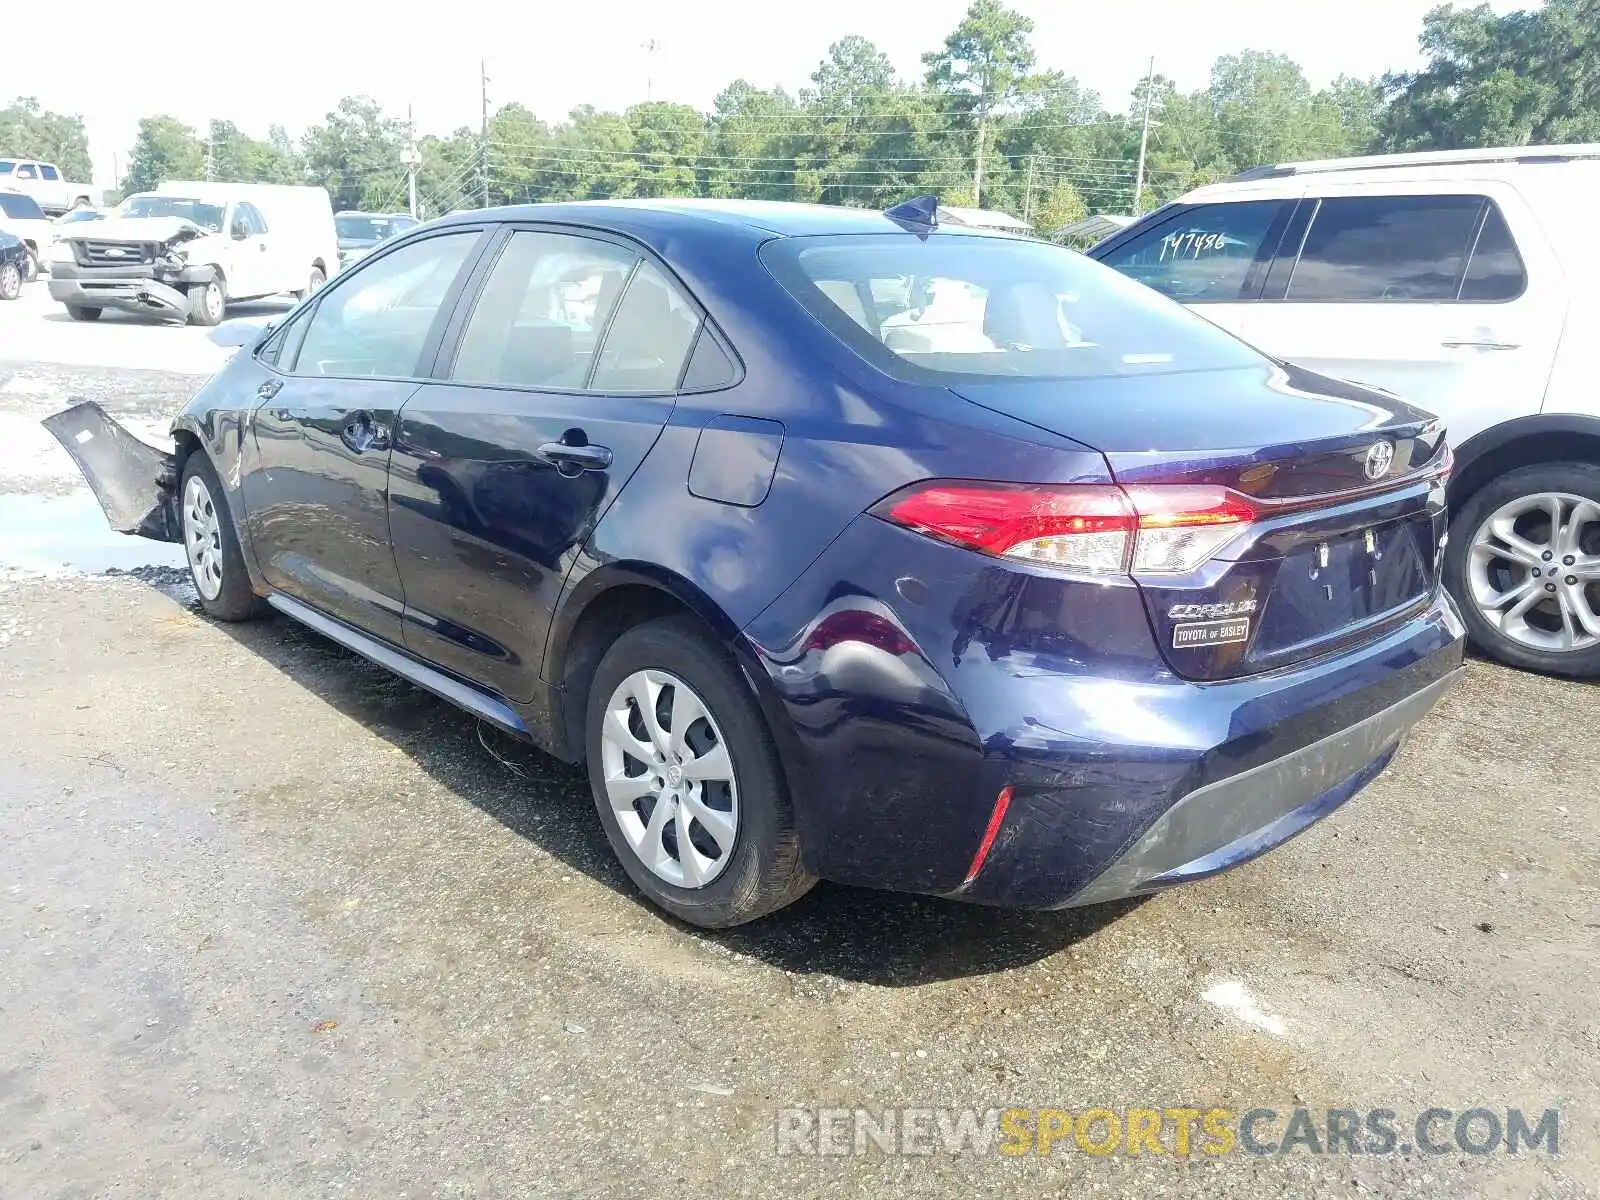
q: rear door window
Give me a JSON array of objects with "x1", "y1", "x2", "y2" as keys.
[
  {"x1": 1094, "y1": 200, "x2": 1292, "y2": 302},
  {"x1": 449, "y1": 230, "x2": 639, "y2": 390},
  {"x1": 589, "y1": 262, "x2": 703, "y2": 393},
  {"x1": 1285, "y1": 195, "x2": 1482, "y2": 301},
  {"x1": 40, "y1": 165, "x2": 60, "y2": 181}
]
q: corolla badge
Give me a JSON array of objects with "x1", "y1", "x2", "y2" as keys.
[{"x1": 1364, "y1": 440, "x2": 1395, "y2": 480}]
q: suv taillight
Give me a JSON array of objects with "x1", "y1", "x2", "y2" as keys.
[{"x1": 871, "y1": 480, "x2": 1261, "y2": 576}]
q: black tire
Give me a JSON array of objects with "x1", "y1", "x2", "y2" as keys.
[
  {"x1": 585, "y1": 615, "x2": 814, "y2": 927},
  {"x1": 1445, "y1": 460, "x2": 1600, "y2": 679},
  {"x1": 186, "y1": 275, "x2": 226, "y2": 326},
  {"x1": 20, "y1": 249, "x2": 38, "y2": 283},
  {"x1": 178, "y1": 452, "x2": 269, "y2": 622},
  {"x1": 65, "y1": 305, "x2": 102, "y2": 321},
  {"x1": 294, "y1": 267, "x2": 326, "y2": 301},
  {"x1": 0, "y1": 261, "x2": 19, "y2": 301}
]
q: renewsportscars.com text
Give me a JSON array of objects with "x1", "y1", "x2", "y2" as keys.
[{"x1": 775, "y1": 1106, "x2": 1560, "y2": 1158}]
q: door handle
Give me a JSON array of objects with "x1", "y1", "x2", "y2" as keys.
[
  {"x1": 340, "y1": 411, "x2": 389, "y2": 454},
  {"x1": 538, "y1": 439, "x2": 613, "y2": 477},
  {"x1": 256, "y1": 378, "x2": 282, "y2": 400},
  {"x1": 258, "y1": 242, "x2": 267, "y2": 253},
  {"x1": 1442, "y1": 338, "x2": 1520, "y2": 350}
]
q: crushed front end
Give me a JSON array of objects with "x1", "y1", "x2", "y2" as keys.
[{"x1": 47, "y1": 224, "x2": 207, "y2": 320}]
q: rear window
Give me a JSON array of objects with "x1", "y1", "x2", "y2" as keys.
[{"x1": 762, "y1": 233, "x2": 1262, "y2": 382}]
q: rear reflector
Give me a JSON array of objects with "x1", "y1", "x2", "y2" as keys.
[
  {"x1": 873, "y1": 480, "x2": 1260, "y2": 576},
  {"x1": 963, "y1": 785, "x2": 1014, "y2": 885}
]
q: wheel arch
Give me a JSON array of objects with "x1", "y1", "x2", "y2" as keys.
[
  {"x1": 1449, "y1": 414, "x2": 1600, "y2": 512},
  {"x1": 545, "y1": 563, "x2": 812, "y2": 815}
]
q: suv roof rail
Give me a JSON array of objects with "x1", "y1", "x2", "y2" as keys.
[{"x1": 1227, "y1": 143, "x2": 1600, "y2": 182}]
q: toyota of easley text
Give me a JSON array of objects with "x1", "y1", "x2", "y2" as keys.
[{"x1": 47, "y1": 196, "x2": 1465, "y2": 927}]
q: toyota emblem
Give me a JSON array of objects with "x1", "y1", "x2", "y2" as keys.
[{"x1": 1364, "y1": 440, "x2": 1395, "y2": 480}]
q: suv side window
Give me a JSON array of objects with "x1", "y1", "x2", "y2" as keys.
[
  {"x1": 14, "y1": 163, "x2": 35, "y2": 179},
  {"x1": 1095, "y1": 200, "x2": 1291, "y2": 302},
  {"x1": 1285, "y1": 195, "x2": 1482, "y2": 302},
  {"x1": 1459, "y1": 203, "x2": 1527, "y2": 302},
  {"x1": 589, "y1": 261, "x2": 703, "y2": 392},
  {"x1": 450, "y1": 230, "x2": 639, "y2": 390},
  {"x1": 290, "y1": 231, "x2": 480, "y2": 378},
  {"x1": 40, "y1": 164, "x2": 60, "y2": 181}
]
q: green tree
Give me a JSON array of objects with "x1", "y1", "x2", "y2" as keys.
[
  {"x1": 0, "y1": 97, "x2": 93, "y2": 178},
  {"x1": 208, "y1": 120, "x2": 303, "y2": 184},
  {"x1": 301, "y1": 96, "x2": 407, "y2": 210},
  {"x1": 922, "y1": 0, "x2": 1039, "y2": 206},
  {"x1": 124, "y1": 115, "x2": 204, "y2": 193}
]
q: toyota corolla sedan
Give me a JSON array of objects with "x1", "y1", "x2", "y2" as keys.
[{"x1": 48, "y1": 197, "x2": 1464, "y2": 928}]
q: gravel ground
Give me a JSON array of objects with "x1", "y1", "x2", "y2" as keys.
[{"x1": 1, "y1": 287, "x2": 1597, "y2": 1198}]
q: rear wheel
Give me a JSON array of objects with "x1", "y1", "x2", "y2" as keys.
[
  {"x1": 585, "y1": 616, "x2": 814, "y2": 927},
  {"x1": 0, "y1": 261, "x2": 19, "y2": 301},
  {"x1": 179, "y1": 453, "x2": 268, "y2": 622},
  {"x1": 186, "y1": 275, "x2": 226, "y2": 326},
  {"x1": 65, "y1": 305, "x2": 102, "y2": 321},
  {"x1": 1446, "y1": 461, "x2": 1600, "y2": 678}
]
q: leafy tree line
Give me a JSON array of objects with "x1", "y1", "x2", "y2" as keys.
[{"x1": 5, "y1": 0, "x2": 1595, "y2": 230}]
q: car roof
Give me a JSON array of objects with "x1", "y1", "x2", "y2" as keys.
[
  {"x1": 1176, "y1": 143, "x2": 1600, "y2": 205},
  {"x1": 428, "y1": 197, "x2": 1024, "y2": 240}
]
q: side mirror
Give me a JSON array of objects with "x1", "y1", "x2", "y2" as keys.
[
  {"x1": 231, "y1": 225, "x2": 248, "y2": 241},
  {"x1": 207, "y1": 317, "x2": 279, "y2": 348}
]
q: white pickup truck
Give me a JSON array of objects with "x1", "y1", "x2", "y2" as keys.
[{"x1": 0, "y1": 158, "x2": 95, "y2": 216}]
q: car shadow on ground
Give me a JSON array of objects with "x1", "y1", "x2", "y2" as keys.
[{"x1": 173, "y1": 584, "x2": 1139, "y2": 986}]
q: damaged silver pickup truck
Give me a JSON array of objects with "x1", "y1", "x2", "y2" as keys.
[{"x1": 47, "y1": 182, "x2": 338, "y2": 326}]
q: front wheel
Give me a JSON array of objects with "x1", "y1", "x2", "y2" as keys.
[
  {"x1": 585, "y1": 615, "x2": 814, "y2": 927},
  {"x1": 1445, "y1": 461, "x2": 1600, "y2": 678},
  {"x1": 0, "y1": 260, "x2": 19, "y2": 301},
  {"x1": 179, "y1": 454, "x2": 268, "y2": 622},
  {"x1": 186, "y1": 276, "x2": 226, "y2": 326}
]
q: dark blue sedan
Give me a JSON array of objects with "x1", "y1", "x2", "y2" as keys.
[{"x1": 50, "y1": 197, "x2": 1465, "y2": 927}]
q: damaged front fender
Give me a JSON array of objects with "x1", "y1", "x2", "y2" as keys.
[{"x1": 42, "y1": 401, "x2": 179, "y2": 542}]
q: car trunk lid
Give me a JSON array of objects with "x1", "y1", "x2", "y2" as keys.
[{"x1": 951, "y1": 361, "x2": 1449, "y2": 681}]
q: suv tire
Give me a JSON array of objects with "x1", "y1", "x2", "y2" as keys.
[{"x1": 1445, "y1": 460, "x2": 1600, "y2": 678}]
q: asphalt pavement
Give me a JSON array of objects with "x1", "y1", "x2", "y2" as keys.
[{"x1": 0, "y1": 280, "x2": 1596, "y2": 1198}]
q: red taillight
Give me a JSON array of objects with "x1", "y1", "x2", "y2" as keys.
[
  {"x1": 963, "y1": 784, "x2": 1014, "y2": 885},
  {"x1": 873, "y1": 481, "x2": 1259, "y2": 576},
  {"x1": 802, "y1": 608, "x2": 919, "y2": 657}
]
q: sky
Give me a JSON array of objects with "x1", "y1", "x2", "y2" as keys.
[{"x1": 12, "y1": 0, "x2": 1533, "y2": 186}]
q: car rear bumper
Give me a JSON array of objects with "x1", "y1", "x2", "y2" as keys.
[
  {"x1": 743, "y1": 516, "x2": 1466, "y2": 909},
  {"x1": 1062, "y1": 666, "x2": 1456, "y2": 907}
]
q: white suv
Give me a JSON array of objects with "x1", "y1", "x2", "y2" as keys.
[{"x1": 1090, "y1": 145, "x2": 1600, "y2": 679}]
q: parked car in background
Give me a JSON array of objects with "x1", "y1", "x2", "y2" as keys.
[
  {"x1": 0, "y1": 190, "x2": 52, "y2": 279},
  {"x1": 335, "y1": 210, "x2": 418, "y2": 267},
  {"x1": 49, "y1": 198, "x2": 1462, "y2": 928},
  {"x1": 0, "y1": 230, "x2": 28, "y2": 300},
  {"x1": 0, "y1": 158, "x2": 94, "y2": 216},
  {"x1": 1091, "y1": 145, "x2": 1600, "y2": 679},
  {"x1": 47, "y1": 181, "x2": 340, "y2": 325}
]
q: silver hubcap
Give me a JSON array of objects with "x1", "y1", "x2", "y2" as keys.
[
  {"x1": 599, "y1": 669, "x2": 738, "y2": 889},
  {"x1": 182, "y1": 474, "x2": 225, "y2": 601},
  {"x1": 1468, "y1": 490, "x2": 1600, "y2": 653},
  {"x1": 205, "y1": 284, "x2": 223, "y2": 320}
]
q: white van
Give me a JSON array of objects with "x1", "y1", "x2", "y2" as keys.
[
  {"x1": 1090, "y1": 146, "x2": 1600, "y2": 679},
  {"x1": 47, "y1": 181, "x2": 340, "y2": 326}
]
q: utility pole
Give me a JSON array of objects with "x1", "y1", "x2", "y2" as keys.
[
  {"x1": 402, "y1": 105, "x2": 421, "y2": 219},
  {"x1": 972, "y1": 114, "x2": 986, "y2": 208},
  {"x1": 1133, "y1": 56, "x2": 1156, "y2": 213},
  {"x1": 479, "y1": 60, "x2": 491, "y2": 208},
  {"x1": 1023, "y1": 153, "x2": 1037, "y2": 224},
  {"x1": 642, "y1": 39, "x2": 660, "y2": 104}
]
